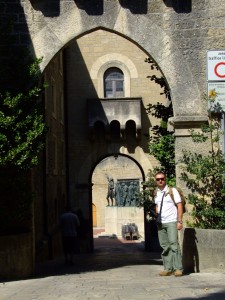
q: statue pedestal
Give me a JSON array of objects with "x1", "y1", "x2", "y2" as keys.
[{"x1": 105, "y1": 206, "x2": 144, "y2": 238}]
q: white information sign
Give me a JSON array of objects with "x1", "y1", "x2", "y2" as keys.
[
  {"x1": 207, "y1": 50, "x2": 225, "y2": 81},
  {"x1": 208, "y1": 82, "x2": 225, "y2": 111}
]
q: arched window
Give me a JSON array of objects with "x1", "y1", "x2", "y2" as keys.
[{"x1": 104, "y1": 67, "x2": 124, "y2": 98}]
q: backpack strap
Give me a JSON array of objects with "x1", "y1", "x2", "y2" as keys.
[{"x1": 167, "y1": 187, "x2": 177, "y2": 207}]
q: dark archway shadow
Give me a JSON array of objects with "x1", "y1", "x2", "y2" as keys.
[{"x1": 34, "y1": 236, "x2": 161, "y2": 279}]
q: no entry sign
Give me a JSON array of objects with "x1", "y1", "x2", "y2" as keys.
[{"x1": 207, "y1": 50, "x2": 225, "y2": 81}]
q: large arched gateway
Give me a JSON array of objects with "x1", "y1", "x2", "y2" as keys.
[
  {"x1": 2, "y1": 1, "x2": 218, "y2": 278},
  {"x1": 38, "y1": 24, "x2": 206, "y2": 255}
]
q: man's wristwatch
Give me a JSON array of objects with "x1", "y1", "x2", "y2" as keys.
[{"x1": 177, "y1": 221, "x2": 183, "y2": 224}]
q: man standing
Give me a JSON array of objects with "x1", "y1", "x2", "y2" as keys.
[
  {"x1": 60, "y1": 208, "x2": 80, "y2": 265},
  {"x1": 154, "y1": 171, "x2": 183, "y2": 276}
]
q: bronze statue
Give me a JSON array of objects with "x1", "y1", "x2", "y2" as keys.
[{"x1": 106, "y1": 176, "x2": 115, "y2": 206}]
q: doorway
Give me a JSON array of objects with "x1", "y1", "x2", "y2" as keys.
[{"x1": 91, "y1": 154, "x2": 145, "y2": 250}]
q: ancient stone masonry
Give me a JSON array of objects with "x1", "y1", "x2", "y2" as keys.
[{"x1": 1, "y1": 0, "x2": 225, "y2": 277}]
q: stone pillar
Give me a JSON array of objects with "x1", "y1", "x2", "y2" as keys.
[
  {"x1": 170, "y1": 115, "x2": 209, "y2": 254},
  {"x1": 172, "y1": 115, "x2": 208, "y2": 189},
  {"x1": 171, "y1": 115, "x2": 208, "y2": 224}
]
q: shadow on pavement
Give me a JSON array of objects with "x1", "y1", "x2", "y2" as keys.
[{"x1": 34, "y1": 237, "x2": 162, "y2": 278}]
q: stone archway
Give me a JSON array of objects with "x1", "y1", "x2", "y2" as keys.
[
  {"x1": 28, "y1": 3, "x2": 201, "y2": 117},
  {"x1": 91, "y1": 154, "x2": 145, "y2": 241},
  {"x1": 23, "y1": 2, "x2": 209, "y2": 255}
]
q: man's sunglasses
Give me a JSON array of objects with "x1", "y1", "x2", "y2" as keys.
[{"x1": 156, "y1": 178, "x2": 165, "y2": 181}]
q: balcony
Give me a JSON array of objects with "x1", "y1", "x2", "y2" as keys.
[{"x1": 87, "y1": 98, "x2": 142, "y2": 140}]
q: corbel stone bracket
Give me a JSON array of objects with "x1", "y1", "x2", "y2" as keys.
[{"x1": 169, "y1": 116, "x2": 208, "y2": 137}]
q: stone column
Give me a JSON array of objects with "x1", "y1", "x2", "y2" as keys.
[
  {"x1": 171, "y1": 115, "x2": 208, "y2": 223},
  {"x1": 170, "y1": 116, "x2": 209, "y2": 253},
  {"x1": 172, "y1": 116, "x2": 208, "y2": 186}
]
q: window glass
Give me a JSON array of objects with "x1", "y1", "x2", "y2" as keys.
[{"x1": 104, "y1": 68, "x2": 124, "y2": 98}]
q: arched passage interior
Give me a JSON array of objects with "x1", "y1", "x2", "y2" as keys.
[
  {"x1": 91, "y1": 154, "x2": 145, "y2": 247},
  {"x1": 39, "y1": 27, "x2": 170, "y2": 256}
]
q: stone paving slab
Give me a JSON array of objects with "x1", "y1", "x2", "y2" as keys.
[
  {"x1": 1, "y1": 264, "x2": 225, "y2": 300},
  {"x1": 1, "y1": 238, "x2": 225, "y2": 300}
]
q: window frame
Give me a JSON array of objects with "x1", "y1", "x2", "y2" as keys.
[{"x1": 104, "y1": 67, "x2": 124, "y2": 98}]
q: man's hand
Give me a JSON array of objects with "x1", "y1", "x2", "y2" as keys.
[
  {"x1": 177, "y1": 222, "x2": 183, "y2": 231},
  {"x1": 177, "y1": 202, "x2": 183, "y2": 231}
]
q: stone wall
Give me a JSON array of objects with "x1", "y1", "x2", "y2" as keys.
[
  {"x1": 0, "y1": 233, "x2": 34, "y2": 280},
  {"x1": 33, "y1": 52, "x2": 67, "y2": 261},
  {"x1": 181, "y1": 228, "x2": 225, "y2": 273}
]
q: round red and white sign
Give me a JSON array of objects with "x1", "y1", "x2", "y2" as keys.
[
  {"x1": 207, "y1": 51, "x2": 225, "y2": 81},
  {"x1": 214, "y1": 62, "x2": 225, "y2": 78}
]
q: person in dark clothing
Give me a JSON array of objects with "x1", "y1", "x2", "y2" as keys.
[{"x1": 60, "y1": 208, "x2": 80, "y2": 265}]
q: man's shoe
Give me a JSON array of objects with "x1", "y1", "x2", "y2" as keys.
[
  {"x1": 159, "y1": 270, "x2": 174, "y2": 276},
  {"x1": 174, "y1": 270, "x2": 183, "y2": 277}
]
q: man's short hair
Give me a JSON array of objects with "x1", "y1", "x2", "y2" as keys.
[{"x1": 155, "y1": 171, "x2": 166, "y2": 177}]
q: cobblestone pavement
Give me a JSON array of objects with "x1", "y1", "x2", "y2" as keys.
[{"x1": 0, "y1": 237, "x2": 225, "y2": 300}]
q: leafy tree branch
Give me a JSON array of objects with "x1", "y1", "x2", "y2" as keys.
[{"x1": 180, "y1": 95, "x2": 225, "y2": 229}]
